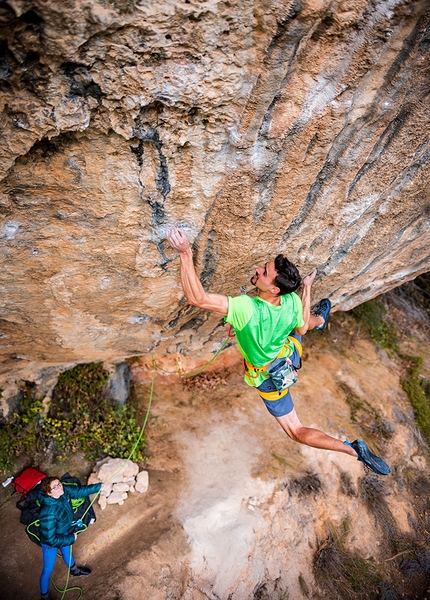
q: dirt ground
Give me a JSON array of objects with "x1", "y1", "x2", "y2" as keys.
[{"x1": 1, "y1": 310, "x2": 430, "y2": 599}]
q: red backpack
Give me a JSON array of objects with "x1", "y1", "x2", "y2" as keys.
[{"x1": 12, "y1": 467, "x2": 46, "y2": 497}]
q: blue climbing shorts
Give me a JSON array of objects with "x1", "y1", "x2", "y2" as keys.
[
  {"x1": 256, "y1": 332, "x2": 302, "y2": 418},
  {"x1": 259, "y1": 387, "x2": 294, "y2": 417}
]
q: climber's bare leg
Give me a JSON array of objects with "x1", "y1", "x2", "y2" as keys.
[
  {"x1": 276, "y1": 408, "x2": 357, "y2": 457},
  {"x1": 308, "y1": 314, "x2": 324, "y2": 330}
]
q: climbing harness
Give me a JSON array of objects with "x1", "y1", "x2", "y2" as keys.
[
  {"x1": 243, "y1": 335, "x2": 302, "y2": 377},
  {"x1": 244, "y1": 335, "x2": 303, "y2": 397}
]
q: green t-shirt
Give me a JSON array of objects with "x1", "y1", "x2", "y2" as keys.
[{"x1": 225, "y1": 293, "x2": 304, "y2": 387}]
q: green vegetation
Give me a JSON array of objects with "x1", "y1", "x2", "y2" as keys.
[
  {"x1": 350, "y1": 296, "x2": 430, "y2": 444},
  {"x1": 359, "y1": 476, "x2": 397, "y2": 546},
  {"x1": 0, "y1": 363, "x2": 145, "y2": 472},
  {"x1": 289, "y1": 473, "x2": 322, "y2": 497},
  {"x1": 339, "y1": 471, "x2": 356, "y2": 497},
  {"x1": 338, "y1": 382, "x2": 394, "y2": 441},
  {"x1": 314, "y1": 521, "x2": 383, "y2": 599},
  {"x1": 0, "y1": 394, "x2": 44, "y2": 470},
  {"x1": 298, "y1": 574, "x2": 310, "y2": 597},
  {"x1": 401, "y1": 355, "x2": 430, "y2": 444},
  {"x1": 351, "y1": 299, "x2": 398, "y2": 351}
]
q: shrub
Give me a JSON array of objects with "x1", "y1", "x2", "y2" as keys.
[
  {"x1": 314, "y1": 521, "x2": 383, "y2": 599},
  {"x1": 401, "y1": 355, "x2": 430, "y2": 444},
  {"x1": 0, "y1": 363, "x2": 145, "y2": 472},
  {"x1": 0, "y1": 394, "x2": 45, "y2": 471},
  {"x1": 351, "y1": 300, "x2": 398, "y2": 351},
  {"x1": 338, "y1": 381, "x2": 394, "y2": 441}
]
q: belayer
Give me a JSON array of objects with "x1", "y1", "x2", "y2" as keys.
[
  {"x1": 167, "y1": 227, "x2": 390, "y2": 476},
  {"x1": 38, "y1": 476, "x2": 103, "y2": 600}
]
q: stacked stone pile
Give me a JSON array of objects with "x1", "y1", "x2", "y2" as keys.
[{"x1": 88, "y1": 457, "x2": 149, "y2": 509}]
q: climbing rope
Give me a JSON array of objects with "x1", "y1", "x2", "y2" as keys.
[
  {"x1": 52, "y1": 546, "x2": 82, "y2": 600},
  {"x1": 53, "y1": 369, "x2": 156, "y2": 599},
  {"x1": 152, "y1": 330, "x2": 234, "y2": 378},
  {"x1": 52, "y1": 331, "x2": 234, "y2": 598}
]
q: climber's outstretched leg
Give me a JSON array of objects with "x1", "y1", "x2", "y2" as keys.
[
  {"x1": 275, "y1": 408, "x2": 357, "y2": 456},
  {"x1": 276, "y1": 409, "x2": 391, "y2": 475}
]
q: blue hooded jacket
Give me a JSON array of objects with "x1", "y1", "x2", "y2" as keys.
[{"x1": 38, "y1": 483, "x2": 101, "y2": 548}]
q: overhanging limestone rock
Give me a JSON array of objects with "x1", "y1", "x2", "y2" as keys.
[{"x1": 0, "y1": 0, "x2": 429, "y2": 392}]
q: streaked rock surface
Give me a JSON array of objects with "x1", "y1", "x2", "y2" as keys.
[{"x1": 0, "y1": 0, "x2": 429, "y2": 395}]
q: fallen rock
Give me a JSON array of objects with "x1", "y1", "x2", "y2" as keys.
[
  {"x1": 91, "y1": 456, "x2": 147, "y2": 506},
  {"x1": 122, "y1": 476, "x2": 136, "y2": 486},
  {"x1": 112, "y1": 482, "x2": 130, "y2": 493},
  {"x1": 106, "y1": 491, "x2": 128, "y2": 505},
  {"x1": 135, "y1": 471, "x2": 149, "y2": 494},
  {"x1": 97, "y1": 458, "x2": 130, "y2": 483},
  {"x1": 122, "y1": 460, "x2": 139, "y2": 478},
  {"x1": 93, "y1": 456, "x2": 111, "y2": 471},
  {"x1": 87, "y1": 473, "x2": 101, "y2": 485},
  {"x1": 100, "y1": 482, "x2": 113, "y2": 497}
]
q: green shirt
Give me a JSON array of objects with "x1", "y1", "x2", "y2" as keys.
[{"x1": 225, "y1": 293, "x2": 304, "y2": 387}]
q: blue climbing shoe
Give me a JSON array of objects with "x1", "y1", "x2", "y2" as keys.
[
  {"x1": 314, "y1": 298, "x2": 331, "y2": 330},
  {"x1": 344, "y1": 439, "x2": 391, "y2": 475}
]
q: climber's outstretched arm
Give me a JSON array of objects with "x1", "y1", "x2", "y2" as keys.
[
  {"x1": 295, "y1": 269, "x2": 317, "y2": 335},
  {"x1": 167, "y1": 227, "x2": 229, "y2": 316}
]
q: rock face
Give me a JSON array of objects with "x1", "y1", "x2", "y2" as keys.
[{"x1": 0, "y1": 0, "x2": 429, "y2": 394}]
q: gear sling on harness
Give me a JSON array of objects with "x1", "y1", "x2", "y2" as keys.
[{"x1": 244, "y1": 335, "x2": 303, "y2": 400}]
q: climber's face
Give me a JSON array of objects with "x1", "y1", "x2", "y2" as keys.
[{"x1": 250, "y1": 261, "x2": 279, "y2": 293}]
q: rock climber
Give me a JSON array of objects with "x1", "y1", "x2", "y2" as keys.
[
  {"x1": 38, "y1": 476, "x2": 103, "y2": 600},
  {"x1": 167, "y1": 227, "x2": 390, "y2": 476}
]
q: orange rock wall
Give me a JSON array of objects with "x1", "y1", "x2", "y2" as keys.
[{"x1": 0, "y1": 0, "x2": 429, "y2": 397}]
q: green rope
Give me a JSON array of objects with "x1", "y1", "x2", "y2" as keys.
[
  {"x1": 46, "y1": 370, "x2": 156, "y2": 599},
  {"x1": 55, "y1": 545, "x2": 80, "y2": 600},
  {"x1": 26, "y1": 519, "x2": 41, "y2": 544},
  {"x1": 79, "y1": 368, "x2": 155, "y2": 522},
  {"x1": 152, "y1": 337, "x2": 230, "y2": 378},
  {"x1": 53, "y1": 580, "x2": 82, "y2": 600},
  {"x1": 45, "y1": 334, "x2": 229, "y2": 599}
]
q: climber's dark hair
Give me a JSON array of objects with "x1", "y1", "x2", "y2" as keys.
[{"x1": 273, "y1": 254, "x2": 302, "y2": 295}]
